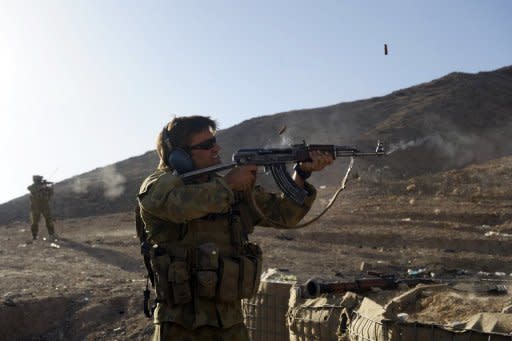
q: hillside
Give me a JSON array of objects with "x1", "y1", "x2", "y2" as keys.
[{"x1": 1, "y1": 65, "x2": 511, "y2": 225}]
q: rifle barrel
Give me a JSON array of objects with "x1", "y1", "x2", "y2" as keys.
[{"x1": 336, "y1": 151, "x2": 386, "y2": 157}]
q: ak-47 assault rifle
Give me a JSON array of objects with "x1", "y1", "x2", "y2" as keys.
[
  {"x1": 180, "y1": 140, "x2": 385, "y2": 205},
  {"x1": 303, "y1": 273, "x2": 436, "y2": 298}
]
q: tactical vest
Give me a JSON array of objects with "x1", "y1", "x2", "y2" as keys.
[{"x1": 138, "y1": 174, "x2": 262, "y2": 313}]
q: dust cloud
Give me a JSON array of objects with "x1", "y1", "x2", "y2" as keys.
[
  {"x1": 70, "y1": 166, "x2": 126, "y2": 200},
  {"x1": 71, "y1": 178, "x2": 92, "y2": 194},
  {"x1": 99, "y1": 165, "x2": 126, "y2": 199}
]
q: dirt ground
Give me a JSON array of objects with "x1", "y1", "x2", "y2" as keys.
[{"x1": 1, "y1": 181, "x2": 511, "y2": 340}]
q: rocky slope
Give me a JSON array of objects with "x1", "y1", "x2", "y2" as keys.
[{"x1": 1, "y1": 65, "x2": 511, "y2": 224}]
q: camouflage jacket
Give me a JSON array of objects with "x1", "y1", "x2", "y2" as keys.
[{"x1": 137, "y1": 169, "x2": 317, "y2": 329}]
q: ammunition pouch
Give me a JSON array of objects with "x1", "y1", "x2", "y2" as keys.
[
  {"x1": 151, "y1": 251, "x2": 172, "y2": 305},
  {"x1": 239, "y1": 242, "x2": 263, "y2": 298},
  {"x1": 151, "y1": 246, "x2": 192, "y2": 306},
  {"x1": 168, "y1": 247, "x2": 192, "y2": 305},
  {"x1": 195, "y1": 243, "x2": 219, "y2": 299},
  {"x1": 217, "y1": 257, "x2": 240, "y2": 302},
  {"x1": 152, "y1": 242, "x2": 263, "y2": 305},
  {"x1": 217, "y1": 242, "x2": 263, "y2": 302}
]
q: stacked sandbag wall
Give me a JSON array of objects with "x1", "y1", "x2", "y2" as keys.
[{"x1": 243, "y1": 275, "x2": 512, "y2": 341}]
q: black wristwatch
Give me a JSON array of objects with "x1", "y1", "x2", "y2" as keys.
[{"x1": 293, "y1": 163, "x2": 312, "y2": 180}]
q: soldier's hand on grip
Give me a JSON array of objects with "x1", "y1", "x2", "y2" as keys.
[{"x1": 224, "y1": 165, "x2": 257, "y2": 192}]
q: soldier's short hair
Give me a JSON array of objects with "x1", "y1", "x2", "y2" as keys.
[
  {"x1": 33, "y1": 175, "x2": 43, "y2": 183},
  {"x1": 157, "y1": 116, "x2": 217, "y2": 169}
]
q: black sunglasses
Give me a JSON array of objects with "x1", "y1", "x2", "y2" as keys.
[{"x1": 188, "y1": 137, "x2": 217, "y2": 150}]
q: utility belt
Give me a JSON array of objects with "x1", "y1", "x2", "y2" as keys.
[{"x1": 151, "y1": 242, "x2": 262, "y2": 306}]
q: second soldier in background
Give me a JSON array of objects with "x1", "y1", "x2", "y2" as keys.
[{"x1": 27, "y1": 175, "x2": 57, "y2": 241}]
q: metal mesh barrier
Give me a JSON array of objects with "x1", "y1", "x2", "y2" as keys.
[{"x1": 242, "y1": 280, "x2": 293, "y2": 341}]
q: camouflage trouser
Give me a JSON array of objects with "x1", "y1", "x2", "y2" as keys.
[
  {"x1": 152, "y1": 322, "x2": 249, "y2": 341},
  {"x1": 30, "y1": 203, "x2": 55, "y2": 238}
]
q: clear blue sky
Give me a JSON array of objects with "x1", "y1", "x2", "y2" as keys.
[{"x1": 1, "y1": 0, "x2": 511, "y2": 204}]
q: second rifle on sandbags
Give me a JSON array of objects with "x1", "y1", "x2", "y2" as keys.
[{"x1": 302, "y1": 272, "x2": 437, "y2": 298}]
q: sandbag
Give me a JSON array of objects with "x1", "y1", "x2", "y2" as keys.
[
  {"x1": 287, "y1": 284, "x2": 360, "y2": 341},
  {"x1": 460, "y1": 312, "x2": 512, "y2": 336},
  {"x1": 346, "y1": 285, "x2": 512, "y2": 341}
]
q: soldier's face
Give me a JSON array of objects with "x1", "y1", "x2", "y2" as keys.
[{"x1": 188, "y1": 129, "x2": 221, "y2": 169}]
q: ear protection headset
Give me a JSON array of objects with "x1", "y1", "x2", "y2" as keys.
[{"x1": 162, "y1": 126, "x2": 195, "y2": 174}]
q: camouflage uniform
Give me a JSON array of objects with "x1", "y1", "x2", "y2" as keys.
[
  {"x1": 27, "y1": 176, "x2": 55, "y2": 239},
  {"x1": 138, "y1": 169, "x2": 317, "y2": 341}
]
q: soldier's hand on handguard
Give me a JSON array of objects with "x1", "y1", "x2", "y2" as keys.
[
  {"x1": 300, "y1": 151, "x2": 334, "y2": 173},
  {"x1": 224, "y1": 165, "x2": 257, "y2": 192}
]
